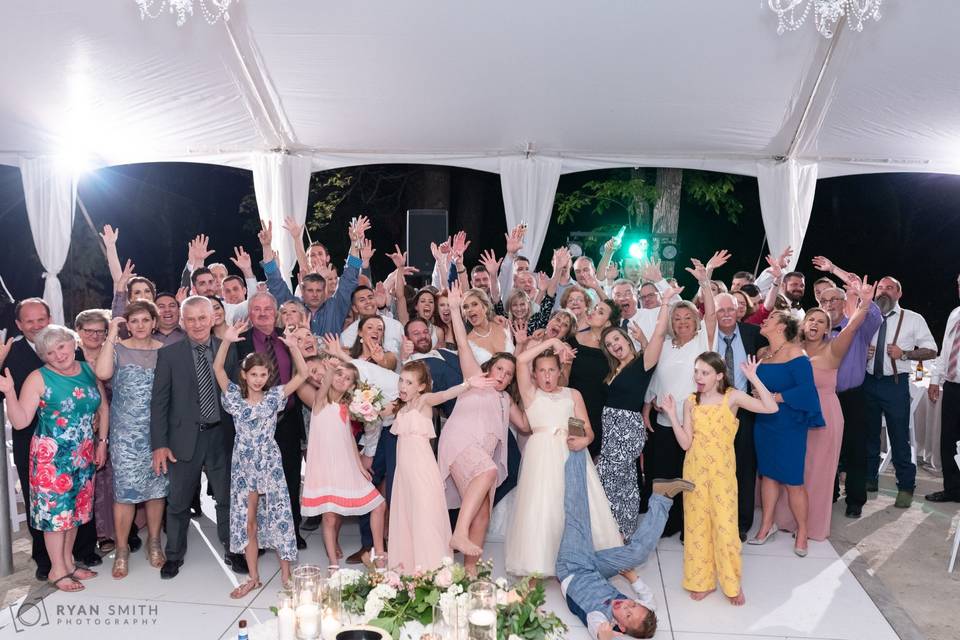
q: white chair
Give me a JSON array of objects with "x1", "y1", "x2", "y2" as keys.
[
  {"x1": 7, "y1": 441, "x2": 26, "y2": 533},
  {"x1": 949, "y1": 448, "x2": 960, "y2": 573}
]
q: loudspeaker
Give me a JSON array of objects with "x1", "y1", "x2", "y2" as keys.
[{"x1": 406, "y1": 209, "x2": 449, "y2": 275}]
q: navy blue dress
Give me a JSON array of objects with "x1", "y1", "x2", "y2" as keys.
[{"x1": 754, "y1": 356, "x2": 825, "y2": 485}]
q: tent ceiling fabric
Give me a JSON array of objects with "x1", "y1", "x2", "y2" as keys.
[{"x1": 1, "y1": 1, "x2": 958, "y2": 177}]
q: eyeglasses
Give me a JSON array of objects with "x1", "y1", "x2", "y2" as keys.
[
  {"x1": 820, "y1": 297, "x2": 844, "y2": 305},
  {"x1": 80, "y1": 328, "x2": 106, "y2": 336}
]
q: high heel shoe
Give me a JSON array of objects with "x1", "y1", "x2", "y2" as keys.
[
  {"x1": 112, "y1": 548, "x2": 130, "y2": 579},
  {"x1": 746, "y1": 524, "x2": 778, "y2": 545},
  {"x1": 147, "y1": 537, "x2": 166, "y2": 569}
]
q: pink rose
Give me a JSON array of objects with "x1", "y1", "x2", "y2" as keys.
[
  {"x1": 73, "y1": 387, "x2": 85, "y2": 399},
  {"x1": 74, "y1": 480, "x2": 93, "y2": 522},
  {"x1": 53, "y1": 473, "x2": 74, "y2": 494},
  {"x1": 55, "y1": 416, "x2": 68, "y2": 428},
  {"x1": 385, "y1": 571, "x2": 402, "y2": 588},
  {"x1": 31, "y1": 463, "x2": 58, "y2": 492},
  {"x1": 434, "y1": 567, "x2": 453, "y2": 588},
  {"x1": 53, "y1": 511, "x2": 73, "y2": 530},
  {"x1": 73, "y1": 440, "x2": 95, "y2": 468},
  {"x1": 32, "y1": 437, "x2": 58, "y2": 465}
]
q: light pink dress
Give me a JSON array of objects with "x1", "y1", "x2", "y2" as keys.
[
  {"x1": 774, "y1": 366, "x2": 843, "y2": 540},
  {"x1": 437, "y1": 387, "x2": 510, "y2": 508},
  {"x1": 301, "y1": 403, "x2": 384, "y2": 516},
  {"x1": 388, "y1": 409, "x2": 452, "y2": 572}
]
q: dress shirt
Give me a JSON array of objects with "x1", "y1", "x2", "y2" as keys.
[
  {"x1": 831, "y1": 302, "x2": 882, "y2": 391},
  {"x1": 339, "y1": 314, "x2": 405, "y2": 357},
  {"x1": 350, "y1": 359, "x2": 399, "y2": 457},
  {"x1": 865, "y1": 305, "x2": 937, "y2": 377},
  {"x1": 154, "y1": 326, "x2": 187, "y2": 347},
  {"x1": 713, "y1": 327, "x2": 748, "y2": 391},
  {"x1": 559, "y1": 575, "x2": 657, "y2": 640},
  {"x1": 931, "y1": 305, "x2": 960, "y2": 385}
]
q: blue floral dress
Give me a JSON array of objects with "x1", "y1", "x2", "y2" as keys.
[
  {"x1": 221, "y1": 383, "x2": 297, "y2": 561},
  {"x1": 110, "y1": 344, "x2": 169, "y2": 503},
  {"x1": 29, "y1": 363, "x2": 101, "y2": 532}
]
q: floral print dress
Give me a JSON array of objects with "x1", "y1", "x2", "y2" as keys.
[
  {"x1": 29, "y1": 363, "x2": 101, "y2": 532},
  {"x1": 221, "y1": 383, "x2": 297, "y2": 561}
]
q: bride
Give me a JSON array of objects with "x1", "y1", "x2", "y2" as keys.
[{"x1": 460, "y1": 287, "x2": 514, "y2": 363}]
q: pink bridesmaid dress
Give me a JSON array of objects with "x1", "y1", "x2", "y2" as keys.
[
  {"x1": 774, "y1": 365, "x2": 843, "y2": 540},
  {"x1": 388, "y1": 409, "x2": 452, "y2": 572}
]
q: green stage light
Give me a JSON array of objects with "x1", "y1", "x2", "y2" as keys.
[{"x1": 628, "y1": 239, "x2": 648, "y2": 259}]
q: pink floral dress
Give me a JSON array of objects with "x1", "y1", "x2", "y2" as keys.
[{"x1": 29, "y1": 363, "x2": 101, "y2": 532}]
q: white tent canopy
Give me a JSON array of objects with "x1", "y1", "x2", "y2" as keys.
[{"x1": 2, "y1": 1, "x2": 958, "y2": 321}]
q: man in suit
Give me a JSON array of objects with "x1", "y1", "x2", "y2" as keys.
[
  {"x1": 235, "y1": 291, "x2": 307, "y2": 550},
  {"x1": 150, "y1": 295, "x2": 244, "y2": 579},
  {"x1": 713, "y1": 293, "x2": 767, "y2": 540},
  {"x1": 0, "y1": 298, "x2": 101, "y2": 580}
]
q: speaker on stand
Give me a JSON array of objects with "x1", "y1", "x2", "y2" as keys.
[{"x1": 406, "y1": 209, "x2": 449, "y2": 289}]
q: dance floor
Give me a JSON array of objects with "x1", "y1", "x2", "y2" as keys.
[{"x1": 0, "y1": 506, "x2": 900, "y2": 640}]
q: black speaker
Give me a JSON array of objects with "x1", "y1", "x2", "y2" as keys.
[{"x1": 406, "y1": 209, "x2": 449, "y2": 275}]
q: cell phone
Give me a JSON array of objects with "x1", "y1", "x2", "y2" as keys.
[{"x1": 568, "y1": 417, "x2": 586, "y2": 438}]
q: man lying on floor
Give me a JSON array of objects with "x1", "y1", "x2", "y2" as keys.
[{"x1": 557, "y1": 449, "x2": 694, "y2": 639}]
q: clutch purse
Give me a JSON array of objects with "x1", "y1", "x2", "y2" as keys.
[{"x1": 567, "y1": 417, "x2": 586, "y2": 438}]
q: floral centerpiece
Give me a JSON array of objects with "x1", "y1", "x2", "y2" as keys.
[
  {"x1": 348, "y1": 381, "x2": 385, "y2": 426},
  {"x1": 328, "y1": 558, "x2": 567, "y2": 640}
]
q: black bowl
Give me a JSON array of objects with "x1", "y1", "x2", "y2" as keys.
[{"x1": 336, "y1": 628, "x2": 388, "y2": 640}]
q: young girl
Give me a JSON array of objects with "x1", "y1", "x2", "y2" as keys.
[
  {"x1": 297, "y1": 356, "x2": 386, "y2": 566},
  {"x1": 661, "y1": 353, "x2": 778, "y2": 606},
  {"x1": 388, "y1": 361, "x2": 495, "y2": 572},
  {"x1": 212, "y1": 320, "x2": 306, "y2": 599}
]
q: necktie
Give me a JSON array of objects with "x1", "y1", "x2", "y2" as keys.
[
  {"x1": 194, "y1": 344, "x2": 217, "y2": 420},
  {"x1": 620, "y1": 318, "x2": 629, "y2": 330},
  {"x1": 262, "y1": 335, "x2": 281, "y2": 389},
  {"x1": 723, "y1": 334, "x2": 735, "y2": 376},
  {"x1": 947, "y1": 321, "x2": 960, "y2": 381},
  {"x1": 873, "y1": 312, "x2": 893, "y2": 377}
]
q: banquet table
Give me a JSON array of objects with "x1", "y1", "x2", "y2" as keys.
[{"x1": 879, "y1": 372, "x2": 942, "y2": 473}]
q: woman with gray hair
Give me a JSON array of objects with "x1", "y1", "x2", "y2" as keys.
[
  {"x1": 643, "y1": 253, "x2": 725, "y2": 537},
  {"x1": 0, "y1": 325, "x2": 108, "y2": 592}
]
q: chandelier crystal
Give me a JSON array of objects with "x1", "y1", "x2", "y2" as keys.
[
  {"x1": 767, "y1": 0, "x2": 882, "y2": 38},
  {"x1": 135, "y1": 0, "x2": 234, "y2": 27}
]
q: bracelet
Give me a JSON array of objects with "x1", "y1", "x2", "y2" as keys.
[{"x1": 97, "y1": 437, "x2": 109, "y2": 445}]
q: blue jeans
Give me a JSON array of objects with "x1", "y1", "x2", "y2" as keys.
[
  {"x1": 556, "y1": 450, "x2": 670, "y2": 623},
  {"x1": 360, "y1": 426, "x2": 396, "y2": 548},
  {"x1": 864, "y1": 373, "x2": 916, "y2": 491}
]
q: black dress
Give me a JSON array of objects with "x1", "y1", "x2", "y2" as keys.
[{"x1": 565, "y1": 335, "x2": 609, "y2": 458}]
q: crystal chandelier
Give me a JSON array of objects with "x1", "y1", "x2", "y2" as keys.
[
  {"x1": 135, "y1": 0, "x2": 234, "y2": 27},
  {"x1": 767, "y1": 0, "x2": 883, "y2": 38}
]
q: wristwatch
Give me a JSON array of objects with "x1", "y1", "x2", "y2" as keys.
[{"x1": 899, "y1": 352, "x2": 909, "y2": 361}]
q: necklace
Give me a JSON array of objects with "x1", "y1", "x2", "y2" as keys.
[
  {"x1": 762, "y1": 341, "x2": 787, "y2": 361},
  {"x1": 472, "y1": 323, "x2": 492, "y2": 339}
]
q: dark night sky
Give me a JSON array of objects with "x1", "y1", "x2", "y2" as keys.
[{"x1": 1, "y1": 164, "x2": 959, "y2": 344}]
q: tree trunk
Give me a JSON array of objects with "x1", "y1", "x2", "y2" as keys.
[
  {"x1": 652, "y1": 168, "x2": 683, "y2": 277},
  {"x1": 630, "y1": 168, "x2": 651, "y2": 231}
]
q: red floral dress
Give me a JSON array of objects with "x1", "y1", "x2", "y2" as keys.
[{"x1": 29, "y1": 363, "x2": 100, "y2": 532}]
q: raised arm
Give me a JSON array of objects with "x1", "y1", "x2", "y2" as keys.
[
  {"x1": 596, "y1": 236, "x2": 619, "y2": 286},
  {"x1": 95, "y1": 317, "x2": 125, "y2": 381},
  {"x1": 730, "y1": 356, "x2": 779, "y2": 414},
  {"x1": 516, "y1": 337, "x2": 569, "y2": 403},
  {"x1": 100, "y1": 224, "x2": 124, "y2": 285},
  {"x1": 660, "y1": 393, "x2": 693, "y2": 451},
  {"x1": 642, "y1": 285, "x2": 683, "y2": 370},
  {"x1": 282, "y1": 216, "x2": 311, "y2": 279},
  {"x1": 687, "y1": 257, "x2": 717, "y2": 345},
  {"x1": 447, "y1": 282, "x2": 483, "y2": 378},
  {"x1": 213, "y1": 321, "x2": 246, "y2": 392},
  {"x1": 812, "y1": 256, "x2": 855, "y2": 287},
  {"x1": 421, "y1": 373, "x2": 496, "y2": 408},
  {"x1": 0, "y1": 369, "x2": 42, "y2": 429},
  {"x1": 386, "y1": 245, "x2": 413, "y2": 324},
  {"x1": 828, "y1": 277, "x2": 876, "y2": 364},
  {"x1": 479, "y1": 249, "x2": 503, "y2": 303},
  {"x1": 279, "y1": 334, "x2": 307, "y2": 397}
]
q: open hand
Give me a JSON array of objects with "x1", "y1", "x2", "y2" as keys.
[
  {"x1": 479, "y1": 249, "x2": 501, "y2": 276},
  {"x1": 740, "y1": 354, "x2": 761, "y2": 379},
  {"x1": 0, "y1": 367, "x2": 15, "y2": 395},
  {"x1": 705, "y1": 249, "x2": 731, "y2": 272},
  {"x1": 230, "y1": 246, "x2": 252, "y2": 273},
  {"x1": 685, "y1": 258, "x2": 709, "y2": 283},
  {"x1": 811, "y1": 256, "x2": 833, "y2": 273},
  {"x1": 505, "y1": 225, "x2": 525, "y2": 255},
  {"x1": 660, "y1": 393, "x2": 676, "y2": 415},
  {"x1": 466, "y1": 374, "x2": 497, "y2": 390},
  {"x1": 100, "y1": 224, "x2": 119, "y2": 246},
  {"x1": 258, "y1": 220, "x2": 273, "y2": 247},
  {"x1": 224, "y1": 320, "x2": 248, "y2": 343},
  {"x1": 281, "y1": 216, "x2": 303, "y2": 240}
]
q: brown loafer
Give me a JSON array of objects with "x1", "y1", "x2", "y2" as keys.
[
  {"x1": 652, "y1": 478, "x2": 696, "y2": 498},
  {"x1": 345, "y1": 546, "x2": 372, "y2": 565}
]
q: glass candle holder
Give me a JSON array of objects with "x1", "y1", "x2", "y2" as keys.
[
  {"x1": 466, "y1": 581, "x2": 496, "y2": 640},
  {"x1": 293, "y1": 565, "x2": 324, "y2": 640},
  {"x1": 277, "y1": 592, "x2": 296, "y2": 640}
]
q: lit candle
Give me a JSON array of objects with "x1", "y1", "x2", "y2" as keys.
[
  {"x1": 320, "y1": 607, "x2": 341, "y2": 638},
  {"x1": 278, "y1": 605, "x2": 296, "y2": 640},
  {"x1": 296, "y1": 603, "x2": 320, "y2": 638}
]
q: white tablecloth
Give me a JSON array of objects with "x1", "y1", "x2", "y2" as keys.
[{"x1": 910, "y1": 376, "x2": 943, "y2": 470}]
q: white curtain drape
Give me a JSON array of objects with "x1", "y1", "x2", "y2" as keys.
[
  {"x1": 499, "y1": 156, "x2": 562, "y2": 269},
  {"x1": 757, "y1": 159, "x2": 819, "y2": 272},
  {"x1": 20, "y1": 157, "x2": 77, "y2": 325},
  {"x1": 251, "y1": 152, "x2": 313, "y2": 283}
]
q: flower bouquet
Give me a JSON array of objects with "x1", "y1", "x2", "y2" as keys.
[
  {"x1": 348, "y1": 381, "x2": 385, "y2": 426},
  {"x1": 328, "y1": 558, "x2": 567, "y2": 640}
]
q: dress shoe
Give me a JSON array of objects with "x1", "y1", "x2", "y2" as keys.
[
  {"x1": 845, "y1": 504, "x2": 862, "y2": 518},
  {"x1": 346, "y1": 546, "x2": 372, "y2": 565},
  {"x1": 747, "y1": 524, "x2": 778, "y2": 545},
  {"x1": 300, "y1": 516, "x2": 321, "y2": 532},
  {"x1": 128, "y1": 534, "x2": 143, "y2": 553},
  {"x1": 189, "y1": 507, "x2": 203, "y2": 519},
  {"x1": 738, "y1": 530, "x2": 748, "y2": 543},
  {"x1": 894, "y1": 490, "x2": 913, "y2": 508},
  {"x1": 296, "y1": 535, "x2": 307, "y2": 550},
  {"x1": 160, "y1": 559, "x2": 183, "y2": 580},
  {"x1": 651, "y1": 478, "x2": 696, "y2": 498},
  {"x1": 225, "y1": 552, "x2": 249, "y2": 574},
  {"x1": 865, "y1": 479, "x2": 878, "y2": 492},
  {"x1": 924, "y1": 490, "x2": 960, "y2": 503},
  {"x1": 35, "y1": 567, "x2": 49, "y2": 582},
  {"x1": 76, "y1": 553, "x2": 103, "y2": 568}
]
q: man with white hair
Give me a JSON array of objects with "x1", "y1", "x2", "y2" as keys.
[
  {"x1": 925, "y1": 273, "x2": 960, "y2": 503},
  {"x1": 150, "y1": 295, "x2": 243, "y2": 579}
]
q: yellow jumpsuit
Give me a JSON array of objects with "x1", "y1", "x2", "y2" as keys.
[{"x1": 682, "y1": 392, "x2": 742, "y2": 597}]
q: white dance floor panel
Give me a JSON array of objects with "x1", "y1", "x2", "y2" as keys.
[{"x1": 0, "y1": 515, "x2": 899, "y2": 640}]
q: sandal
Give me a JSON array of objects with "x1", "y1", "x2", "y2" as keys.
[
  {"x1": 230, "y1": 579, "x2": 263, "y2": 599},
  {"x1": 98, "y1": 538, "x2": 116, "y2": 554},
  {"x1": 49, "y1": 574, "x2": 84, "y2": 592},
  {"x1": 147, "y1": 537, "x2": 165, "y2": 569},
  {"x1": 112, "y1": 548, "x2": 130, "y2": 579},
  {"x1": 71, "y1": 567, "x2": 98, "y2": 580}
]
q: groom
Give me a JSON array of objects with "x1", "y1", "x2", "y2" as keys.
[{"x1": 557, "y1": 450, "x2": 693, "y2": 639}]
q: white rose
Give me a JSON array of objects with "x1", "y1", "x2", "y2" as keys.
[
  {"x1": 441, "y1": 556, "x2": 454, "y2": 567},
  {"x1": 495, "y1": 577, "x2": 509, "y2": 590}
]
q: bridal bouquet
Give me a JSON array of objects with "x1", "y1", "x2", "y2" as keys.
[{"x1": 348, "y1": 381, "x2": 385, "y2": 426}]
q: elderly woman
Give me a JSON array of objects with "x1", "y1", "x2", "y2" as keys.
[
  {"x1": 732, "y1": 290, "x2": 755, "y2": 323},
  {"x1": 95, "y1": 301, "x2": 168, "y2": 578},
  {"x1": 560, "y1": 285, "x2": 590, "y2": 331},
  {"x1": 0, "y1": 325, "x2": 108, "y2": 592},
  {"x1": 644, "y1": 256, "x2": 722, "y2": 537},
  {"x1": 496, "y1": 248, "x2": 564, "y2": 336}
]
